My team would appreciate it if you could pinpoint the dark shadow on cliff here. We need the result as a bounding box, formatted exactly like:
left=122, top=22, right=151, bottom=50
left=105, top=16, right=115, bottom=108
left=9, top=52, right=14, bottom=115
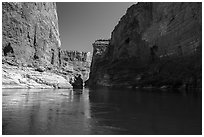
left=71, top=75, right=83, bottom=89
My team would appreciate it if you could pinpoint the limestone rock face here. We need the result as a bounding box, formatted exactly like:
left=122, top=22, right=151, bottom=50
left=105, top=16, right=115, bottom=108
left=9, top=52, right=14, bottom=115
left=2, top=64, right=72, bottom=89
left=60, top=50, right=92, bottom=62
left=2, top=2, right=61, bottom=67
left=2, top=2, right=73, bottom=89
left=87, top=39, right=110, bottom=87
left=88, top=2, right=202, bottom=88
left=60, top=50, right=92, bottom=82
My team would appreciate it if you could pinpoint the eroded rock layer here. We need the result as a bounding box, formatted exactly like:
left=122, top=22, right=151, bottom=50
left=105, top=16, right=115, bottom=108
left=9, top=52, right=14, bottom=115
left=2, top=64, right=72, bottom=89
left=2, top=2, right=61, bottom=67
left=60, top=50, right=92, bottom=82
left=88, top=2, right=202, bottom=89
left=2, top=2, right=91, bottom=89
left=87, top=39, right=110, bottom=86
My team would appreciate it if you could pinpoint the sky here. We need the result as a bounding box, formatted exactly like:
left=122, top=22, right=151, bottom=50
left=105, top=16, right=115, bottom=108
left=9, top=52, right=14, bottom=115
left=56, top=2, right=135, bottom=52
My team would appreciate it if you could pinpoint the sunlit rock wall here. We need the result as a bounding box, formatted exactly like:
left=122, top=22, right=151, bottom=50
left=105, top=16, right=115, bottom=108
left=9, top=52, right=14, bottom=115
left=2, top=2, right=61, bottom=67
left=60, top=50, right=92, bottom=81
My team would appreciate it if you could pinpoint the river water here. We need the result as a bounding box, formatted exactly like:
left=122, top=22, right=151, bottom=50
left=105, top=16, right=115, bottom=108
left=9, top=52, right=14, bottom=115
left=2, top=88, right=201, bottom=135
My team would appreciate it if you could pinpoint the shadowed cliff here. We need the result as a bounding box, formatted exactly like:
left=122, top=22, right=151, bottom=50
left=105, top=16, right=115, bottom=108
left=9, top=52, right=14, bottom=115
left=88, top=2, right=202, bottom=89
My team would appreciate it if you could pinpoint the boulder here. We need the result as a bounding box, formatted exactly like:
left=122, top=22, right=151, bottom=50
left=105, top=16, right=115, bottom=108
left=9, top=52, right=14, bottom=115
left=71, top=75, right=83, bottom=89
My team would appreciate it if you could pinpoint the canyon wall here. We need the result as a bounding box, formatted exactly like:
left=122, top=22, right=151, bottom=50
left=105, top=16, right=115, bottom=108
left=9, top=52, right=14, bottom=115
left=2, top=2, right=61, bottom=68
left=2, top=2, right=92, bottom=89
left=2, top=2, right=71, bottom=89
left=87, top=39, right=110, bottom=86
left=88, top=2, right=202, bottom=89
left=60, top=50, right=92, bottom=81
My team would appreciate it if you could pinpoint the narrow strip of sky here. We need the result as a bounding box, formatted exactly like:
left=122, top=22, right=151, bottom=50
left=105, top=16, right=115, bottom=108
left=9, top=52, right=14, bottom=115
left=57, top=2, right=135, bottom=52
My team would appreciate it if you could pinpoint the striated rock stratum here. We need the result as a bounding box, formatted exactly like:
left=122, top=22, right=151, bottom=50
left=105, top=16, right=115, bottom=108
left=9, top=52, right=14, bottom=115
left=2, top=64, right=72, bottom=89
left=60, top=50, right=92, bottom=82
left=2, top=2, right=92, bottom=89
left=88, top=2, right=202, bottom=89
left=86, top=39, right=110, bottom=86
left=2, top=2, right=61, bottom=67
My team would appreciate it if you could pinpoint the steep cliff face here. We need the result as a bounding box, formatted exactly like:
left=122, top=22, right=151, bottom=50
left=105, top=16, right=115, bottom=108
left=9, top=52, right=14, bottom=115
left=2, top=2, right=73, bottom=89
left=60, top=50, right=92, bottom=81
left=2, top=2, right=61, bottom=67
left=60, top=50, right=92, bottom=62
left=87, top=39, right=110, bottom=86
left=88, top=2, right=202, bottom=88
left=2, top=2, right=93, bottom=89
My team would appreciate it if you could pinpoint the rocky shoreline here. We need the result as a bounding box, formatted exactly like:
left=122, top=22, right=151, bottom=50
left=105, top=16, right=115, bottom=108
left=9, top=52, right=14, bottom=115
left=2, top=63, right=72, bottom=89
left=2, top=50, right=92, bottom=89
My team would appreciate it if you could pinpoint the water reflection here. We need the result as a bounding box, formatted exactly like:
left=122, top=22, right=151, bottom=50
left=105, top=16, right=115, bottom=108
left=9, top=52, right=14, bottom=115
left=88, top=88, right=201, bottom=135
left=2, top=88, right=201, bottom=135
left=3, top=89, right=91, bottom=135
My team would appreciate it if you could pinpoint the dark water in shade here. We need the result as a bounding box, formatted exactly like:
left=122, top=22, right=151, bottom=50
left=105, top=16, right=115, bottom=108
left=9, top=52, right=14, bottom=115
left=2, top=88, right=202, bottom=135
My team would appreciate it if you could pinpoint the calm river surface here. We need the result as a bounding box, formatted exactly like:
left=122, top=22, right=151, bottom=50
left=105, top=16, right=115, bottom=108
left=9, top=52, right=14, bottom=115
left=2, top=88, right=201, bottom=135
